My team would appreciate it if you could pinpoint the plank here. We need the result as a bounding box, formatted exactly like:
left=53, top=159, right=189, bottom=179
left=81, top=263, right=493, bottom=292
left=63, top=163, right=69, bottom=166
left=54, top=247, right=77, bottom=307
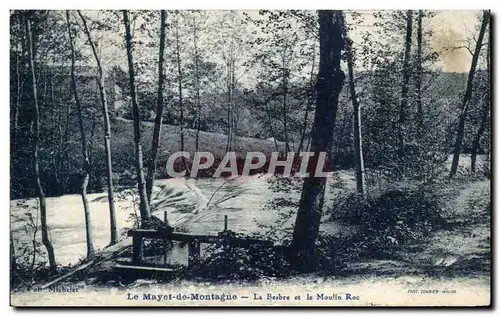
left=112, top=263, right=174, bottom=272
left=127, top=229, right=273, bottom=247
left=40, top=246, right=130, bottom=290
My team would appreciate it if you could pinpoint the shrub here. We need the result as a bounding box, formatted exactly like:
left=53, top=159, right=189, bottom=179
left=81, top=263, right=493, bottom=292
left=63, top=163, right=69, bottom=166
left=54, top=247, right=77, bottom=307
left=330, top=182, right=448, bottom=258
left=185, top=241, right=292, bottom=281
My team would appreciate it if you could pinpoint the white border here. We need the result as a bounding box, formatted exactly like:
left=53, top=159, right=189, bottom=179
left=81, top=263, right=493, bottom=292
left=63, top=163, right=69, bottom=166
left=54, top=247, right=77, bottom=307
left=1, top=0, right=497, bottom=315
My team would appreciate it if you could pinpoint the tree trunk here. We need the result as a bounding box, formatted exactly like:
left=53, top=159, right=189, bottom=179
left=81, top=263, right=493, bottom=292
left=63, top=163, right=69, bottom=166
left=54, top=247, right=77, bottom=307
left=263, top=100, right=279, bottom=152
left=297, top=43, right=316, bottom=153
left=282, top=49, right=290, bottom=153
left=225, top=61, right=234, bottom=152
left=399, top=10, right=413, bottom=159
left=26, top=15, right=57, bottom=273
left=10, top=231, right=17, bottom=283
left=123, top=10, right=152, bottom=222
left=345, top=23, right=366, bottom=197
left=146, top=10, right=167, bottom=203
left=449, top=10, right=489, bottom=178
left=193, top=22, right=202, bottom=152
left=290, top=10, right=344, bottom=270
left=416, top=10, right=424, bottom=137
left=471, top=25, right=490, bottom=173
left=66, top=11, right=94, bottom=259
left=13, top=53, right=21, bottom=141
left=174, top=23, right=185, bottom=153
left=78, top=11, right=118, bottom=244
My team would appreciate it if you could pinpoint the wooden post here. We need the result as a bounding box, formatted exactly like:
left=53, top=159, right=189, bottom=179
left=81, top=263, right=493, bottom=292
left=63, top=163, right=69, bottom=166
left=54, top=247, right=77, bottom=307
left=132, top=236, right=143, bottom=264
left=224, top=215, right=228, bottom=232
left=188, top=240, right=200, bottom=267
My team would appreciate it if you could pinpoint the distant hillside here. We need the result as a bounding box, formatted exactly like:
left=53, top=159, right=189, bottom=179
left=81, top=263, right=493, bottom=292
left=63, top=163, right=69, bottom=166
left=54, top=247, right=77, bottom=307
left=113, top=117, right=284, bottom=157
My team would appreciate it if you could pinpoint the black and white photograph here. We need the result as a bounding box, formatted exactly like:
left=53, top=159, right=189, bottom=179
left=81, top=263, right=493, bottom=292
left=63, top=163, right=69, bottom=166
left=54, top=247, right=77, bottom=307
left=8, top=8, right=491, bottom=307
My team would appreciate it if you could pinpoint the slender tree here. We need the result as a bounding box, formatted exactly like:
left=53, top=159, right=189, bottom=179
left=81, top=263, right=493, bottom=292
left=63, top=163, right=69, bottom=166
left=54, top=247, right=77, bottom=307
left=26, top=14, right=57, bottom=273
left=225, top=59, right=235, bottom=152
left=415, top=10, right=424, bottom=136
left=297, top=43, right=316, bottom=153
left=123, top=10, right=152, bottom=222
left=191, top=14, right=202, bottom=152
left=344, top=17, right=366, bottom=197
left=66, top=11, right=94, bottom=259
left=146, top=10, right=167, bottom=203
left=281, top=42, right=291, bottom=153
left=174, top=18, right=185, bottom=153
left=291, top=10, right=345, bottom=270
left=78, top=10, right=118, bottom=244
left=398, top=10, right=413, bottom=159
left=471, top=20, right=490, bottom=173
left=449, top=10, right=489, bottom=178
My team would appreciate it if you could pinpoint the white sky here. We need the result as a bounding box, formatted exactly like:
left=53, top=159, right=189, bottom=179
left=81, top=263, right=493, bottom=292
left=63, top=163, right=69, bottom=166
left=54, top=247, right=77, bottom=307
left=82, top=10, right=483, bottom=79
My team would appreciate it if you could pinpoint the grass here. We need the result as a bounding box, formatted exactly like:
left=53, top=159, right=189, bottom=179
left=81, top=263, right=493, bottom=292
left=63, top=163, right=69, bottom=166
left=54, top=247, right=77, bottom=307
left=114, top=117, right=283, bottom=158
left=72, top=118, right=288, bottom=190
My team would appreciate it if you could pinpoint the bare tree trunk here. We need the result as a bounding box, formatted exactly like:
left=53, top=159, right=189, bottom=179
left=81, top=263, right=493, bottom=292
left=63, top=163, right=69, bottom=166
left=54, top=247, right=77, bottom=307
left=282, top=48, right=290, bottom=153
left=174, top=23, right=185, bottom=153
left=26, top=15, right=57, bottom=273
left=10, top=231, right=17, bottom=283
left=225, top=61, right=234, bottom=152
left=13, top=53, right=21, bottom=141
left=193, top=22, right=202, bottom=152
left=123, top=10, right=151, bottom=223
left=449, top=10, right=489, bottom=178
left=30, top=213, right=38, bottom=280
left=399, top=10, right=413, bottom=159
left=78, top=10, right=118, bottom=244
left=291, top=10, right=344, bottom=270
left=263, top=100, right=279, bottom=152
left=471, top=26, right=490, bottom=173
left=146, top=10, right=167, bottom=203
left=297, top=43, right=316, bottom=153
left=344, top=22, right=366, bottom=197
left=66, top=11, right=94, bottom=259
left=415, top=10, right=424, bottom=137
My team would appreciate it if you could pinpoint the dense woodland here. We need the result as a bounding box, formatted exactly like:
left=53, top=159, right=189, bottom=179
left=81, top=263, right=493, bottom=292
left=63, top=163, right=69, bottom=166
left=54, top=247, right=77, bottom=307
left=10, top=10, right=491, bottom=279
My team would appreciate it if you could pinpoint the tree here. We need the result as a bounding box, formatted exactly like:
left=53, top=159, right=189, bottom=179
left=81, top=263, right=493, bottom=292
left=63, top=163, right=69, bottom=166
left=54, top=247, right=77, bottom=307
left=250, top=10, right=316, bottom=154
left=297, top=42, right=316, bottom=153
left=398, top=10, right=413, bottom=159
left=291, top=10, right=345, bottom=269
left=65, top=11, right=94, bottom=259
left=415, top=10, right=424, bottom=136
left=146, top=10, right=167, bottom=203
left=449, top=10, right=489, bottom=178
left=173, top=14, right=185, bottom=153
left=123, top=10, right=152, bottom=222
left=215, top=11, right=248, bottom=152
left=25, top=13, right=57, bottom=273
left=470, top=20, right=490, bottom=174
left=189, top=12, right=203, bottom=152
left=78, top=10, right=118, bottom=244
left=343, top=14, right=366, bottom=196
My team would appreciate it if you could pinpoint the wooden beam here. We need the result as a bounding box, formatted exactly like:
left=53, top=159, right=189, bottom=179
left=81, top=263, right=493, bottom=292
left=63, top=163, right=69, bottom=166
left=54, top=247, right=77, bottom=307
left=132, top=236, right=143, bottom=264
left=127, top=229, right=273, bottom=247
left=113, top=263, right=174, bottom=272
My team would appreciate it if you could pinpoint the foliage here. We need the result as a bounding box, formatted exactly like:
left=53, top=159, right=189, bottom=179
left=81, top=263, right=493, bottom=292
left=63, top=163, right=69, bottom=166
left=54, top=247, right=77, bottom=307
left=10, top=204, right=52, bottom=288
left=330, top=181, right=448, bottom=258
left=186, top=234, right=293, bottom=281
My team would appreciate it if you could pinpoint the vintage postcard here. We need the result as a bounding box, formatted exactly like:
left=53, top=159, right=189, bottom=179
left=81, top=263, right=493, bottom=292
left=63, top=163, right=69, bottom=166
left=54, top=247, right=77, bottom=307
left=10, top=9, right=491, bottom=307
